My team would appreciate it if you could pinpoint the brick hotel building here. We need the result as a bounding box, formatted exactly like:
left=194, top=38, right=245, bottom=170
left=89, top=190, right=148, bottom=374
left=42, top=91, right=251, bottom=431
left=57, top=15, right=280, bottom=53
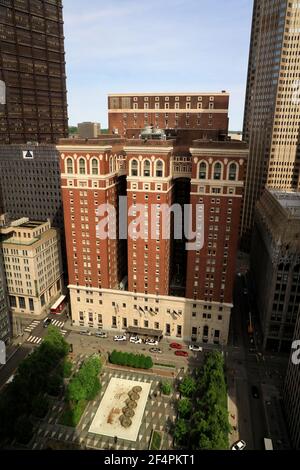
left=59, top=97, right=247, bottom=345
left=108, top=92, right=229, bottom=136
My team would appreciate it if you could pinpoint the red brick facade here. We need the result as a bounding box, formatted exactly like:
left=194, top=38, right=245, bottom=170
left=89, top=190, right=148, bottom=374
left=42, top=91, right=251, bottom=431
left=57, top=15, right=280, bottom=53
left=59, top=137, right=247, bottom=312
left=108, top=93, right=229, bottom=136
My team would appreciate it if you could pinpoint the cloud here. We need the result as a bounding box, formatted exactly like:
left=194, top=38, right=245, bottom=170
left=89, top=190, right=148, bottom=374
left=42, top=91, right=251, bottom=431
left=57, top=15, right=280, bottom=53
left=63, top=0, right=252, bottom=129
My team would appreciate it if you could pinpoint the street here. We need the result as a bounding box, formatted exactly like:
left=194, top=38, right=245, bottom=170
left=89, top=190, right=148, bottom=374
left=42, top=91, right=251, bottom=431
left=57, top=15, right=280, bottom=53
left=227, top=274, right=290, bottom=450
left=0, top=283, right=292, bottom=450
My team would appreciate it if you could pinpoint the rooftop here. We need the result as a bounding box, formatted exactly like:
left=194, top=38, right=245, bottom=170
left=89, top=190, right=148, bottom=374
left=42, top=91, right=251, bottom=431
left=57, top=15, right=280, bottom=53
left=108, top=91, right=229, bottom=97
left=270, top=190, right=300, bottom=218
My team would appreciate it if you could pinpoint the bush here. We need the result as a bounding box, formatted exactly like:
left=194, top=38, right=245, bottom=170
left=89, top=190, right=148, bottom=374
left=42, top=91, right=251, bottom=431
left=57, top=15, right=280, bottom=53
left=161, top=381, right=172, bottom=396
left=109, top=351, right=153, bottom=369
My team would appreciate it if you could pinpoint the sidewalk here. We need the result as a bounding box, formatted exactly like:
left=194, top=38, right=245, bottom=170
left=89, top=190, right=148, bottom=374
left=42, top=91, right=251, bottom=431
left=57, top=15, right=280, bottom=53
left=227, top=373, right=239, bottom=447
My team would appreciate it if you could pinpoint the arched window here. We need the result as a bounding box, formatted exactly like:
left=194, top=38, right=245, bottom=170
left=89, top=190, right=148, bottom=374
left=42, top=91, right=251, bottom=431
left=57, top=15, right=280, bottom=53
left=91, top=158, right=99, bottom=175
left=228, top=162, right=238, bottom=181
left=109, top=156, right=114, bottom=173
left=66, top=158, right=73, bottom=174
left=144, top=159, right=151, bottom=177
left=199, top=162, right=207, bottom=179
left=79, top=158, right=86, bottom=175
left=156, top=160, right=163, bottom=177
left=131, top=159, right=138, bottom=177
left=213, top=162, right=222, bottom=180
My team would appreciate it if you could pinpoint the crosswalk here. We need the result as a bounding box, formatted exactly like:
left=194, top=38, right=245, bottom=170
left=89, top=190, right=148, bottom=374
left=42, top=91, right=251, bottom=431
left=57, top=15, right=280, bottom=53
left=51, top=319, right=65, bottom=329
left=27, top=329, right=68, bottom=345
left=24, top=320, right=40, bottom=333
left=27, top=336, right=43, bottom=345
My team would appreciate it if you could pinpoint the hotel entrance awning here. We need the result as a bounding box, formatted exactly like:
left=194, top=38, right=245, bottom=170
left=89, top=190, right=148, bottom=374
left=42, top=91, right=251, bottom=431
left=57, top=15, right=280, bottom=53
left=127, top=326, right=163, bottom=339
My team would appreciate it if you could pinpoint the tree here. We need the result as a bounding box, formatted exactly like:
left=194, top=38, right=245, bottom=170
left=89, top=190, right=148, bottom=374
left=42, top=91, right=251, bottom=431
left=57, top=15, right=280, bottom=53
left=32, top=394, right=49, bottom=419
left=14, top=415, right=33, bottom=445
left=174, top=419, right=188, bottom=446
left=179, top=376, right=196, bottom=398
left=47, top=373, right=63, bottom=397
left=67, top=377, right=86, bottom=403
left=178, top=398, right=192, bottom=419
left=63, top=360, right=73, bottom=379
left=43, top=325, right=69, bottom=359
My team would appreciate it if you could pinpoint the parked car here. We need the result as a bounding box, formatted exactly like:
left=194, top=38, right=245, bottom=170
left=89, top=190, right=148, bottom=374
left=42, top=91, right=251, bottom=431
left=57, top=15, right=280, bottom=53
left=149, top=348, right=162, bottom=354
left=189, top=344, right=203, bottom=352
left=130, top=336, right=142, bottom=344
left=95, top=331, right=108, bottom=338
left=175, top=350, right=188, bottom=357
left=80, top=329, right=92, bottom=336
left=145, top=338, right=159, bottom=346
left=251, top=385, right=260, bottom=399
left=114, top=335, right=127, bottom=342
left=43, top=318, right=52, bottom=328
left=231, top=440, right=246, bottom=450
left=170, top=343, right=183, bottom=350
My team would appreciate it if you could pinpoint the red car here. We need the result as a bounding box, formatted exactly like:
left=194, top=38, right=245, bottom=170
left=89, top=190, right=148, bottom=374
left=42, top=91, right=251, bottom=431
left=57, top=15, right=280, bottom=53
left=170, top=343, right=183, bottom=350
left=175, top=350, right=188, bottom=357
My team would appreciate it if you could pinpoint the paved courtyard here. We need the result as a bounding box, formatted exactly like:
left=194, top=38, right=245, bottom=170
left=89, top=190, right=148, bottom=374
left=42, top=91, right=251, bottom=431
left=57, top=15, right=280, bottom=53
left=89, top=377, right=151, bottom=441
left=32, top=354, right=180, bottom=450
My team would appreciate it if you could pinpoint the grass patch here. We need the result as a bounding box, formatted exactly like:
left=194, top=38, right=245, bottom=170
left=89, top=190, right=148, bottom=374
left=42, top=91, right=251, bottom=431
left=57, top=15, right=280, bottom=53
left=59, top=400, right=87, bottom=427
left=154, top=363, right=176, bottom=369
left=150, top=430, right=162, bottom=450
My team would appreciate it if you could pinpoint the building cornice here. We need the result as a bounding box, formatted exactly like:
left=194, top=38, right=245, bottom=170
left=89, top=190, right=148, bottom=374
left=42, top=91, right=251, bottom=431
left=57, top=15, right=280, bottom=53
left=108, top=92, right=229, bottom=97
left=124, top=146, right=174, bottom=154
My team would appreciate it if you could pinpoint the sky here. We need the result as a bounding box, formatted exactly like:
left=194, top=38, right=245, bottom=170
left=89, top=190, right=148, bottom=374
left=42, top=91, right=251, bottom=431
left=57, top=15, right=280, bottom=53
left=63, top=0, right=253, bottom=130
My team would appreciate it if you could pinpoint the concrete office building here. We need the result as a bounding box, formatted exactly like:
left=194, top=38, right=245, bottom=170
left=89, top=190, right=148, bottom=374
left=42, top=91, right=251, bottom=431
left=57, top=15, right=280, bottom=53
left=108, top=92, right=229, bottom=136
left=0, top=218, right=64, bottom=318
left=78, top=122, right=101, bottom=139
left=0, top=144, right=64, bottom=229
left=0, top=0, right=68, bottom=144
left=251, top=189, right=300, bottom=352
left=242, top=0, right=300, bottom=247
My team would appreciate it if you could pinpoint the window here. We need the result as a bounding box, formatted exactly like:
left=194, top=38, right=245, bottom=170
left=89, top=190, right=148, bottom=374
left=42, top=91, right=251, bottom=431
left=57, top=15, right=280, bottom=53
left=112, top=316, right=117, bottom=327
left=40, top=294, right=45, bottom=307
left=91, top=158, right=99, bottom=175
left=156, top=160, right=163, bottom=177
left=228, top=162, right=238, bottom=181
left=199, top=162, right=207, bottom=179
left=213, top=162, right=222, bottom=180
left=79, top=158, right=86, bottom=175
left=29, top=298, right=34, bottom=311
left=131, top=159, right=138, bottom=177
left=9, top=296, right=16, bottom=308
left=177, top=325, right=182, bottom=337
left=66, top=158, right=73, bottom=174
left=144, top=159, right=151, bottom=177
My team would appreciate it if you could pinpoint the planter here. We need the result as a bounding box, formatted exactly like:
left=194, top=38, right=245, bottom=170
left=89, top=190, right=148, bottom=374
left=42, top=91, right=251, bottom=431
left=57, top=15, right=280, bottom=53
left=149, top=430, right=163, bottom=451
